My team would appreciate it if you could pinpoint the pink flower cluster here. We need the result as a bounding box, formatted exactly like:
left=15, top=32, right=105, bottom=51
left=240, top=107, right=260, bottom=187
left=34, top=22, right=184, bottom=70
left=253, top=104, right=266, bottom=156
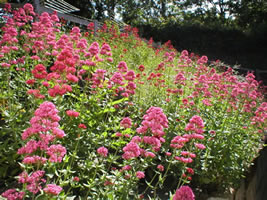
left=164, top=51, right=176, bottom=63
left=97, top=146, right=108, bottom=157
left=122, top=142, right=141, bottom=160
left=251, top=102, right=267, bottom=129
left=100, top=43, right=112, bottom=56
left=91, top=69, right=107, bottom=88
left=174, top=72, right=186, bottom=85
left=108, top=61, right=137, bottom=97
left=157, top=164, right=164, bottom=172
left=0, top=4, right=34, bottom=47
left=31, top=64, right=47, bottom=79
left=177, top=50, right=192, bottom=66
left=120, top=117, right=132, bottom=129
left=46, top=144, right=67, bottom=162
left=137, top=106, right=168, bottom=137
left=122, top=107, right=168, bottom=161
left=197, top=55, right=208, bottom=65
left=18, top=103, right=64, bottom=178
left=118, top=61, right=128, bottom=72
left=22, top=155, right=47, bottom=165
left=18, top=102, right=66, bottom=164
left=43, top=184, right=62, bottom=195
left=88, top=41, right=99, bottom=56
left=173, top=185, right=195, bottom=200
left=185, top=115, right=204, bottom=134
left=1, top=189, right=25, bottom=200
left=136, top=171, right=145, bottom=179
left=47, top=47, right=78, bottom=97
left=174, top=151, right=196, bottom=164
left=110, top=72, right=125, bottom=85
left=1, top=102, right=66, bottom=198
left=171, top=115, right=205, bottom=167
left=27, top=89, right=45, bottom=99
left=26, top=22, right=101, bottom=98
left=170, top=136, right=189, bottom=149
left=143, top=136, right=162, bottom=152
left=2, top=7, right=66, bottom=98
left=66, top=110, right=80, bottom=118
left=18, top=170, right=46, bottom=194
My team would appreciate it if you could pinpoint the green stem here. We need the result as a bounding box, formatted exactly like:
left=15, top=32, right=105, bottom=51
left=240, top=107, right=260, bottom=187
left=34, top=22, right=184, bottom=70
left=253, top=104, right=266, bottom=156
left=85, top=157, right=100, bottom=198
left=143, top=157, right=173, bottom=198
left=142, top=172, right=157, bottom=195
left=219, top=100, right=230, bottom=133
left=176, top=164, right=187, bottom=190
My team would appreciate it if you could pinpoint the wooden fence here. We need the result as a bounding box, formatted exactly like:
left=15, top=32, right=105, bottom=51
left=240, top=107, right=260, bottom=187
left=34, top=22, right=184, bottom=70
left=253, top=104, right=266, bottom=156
left=33, top=0, right=126, bottom=35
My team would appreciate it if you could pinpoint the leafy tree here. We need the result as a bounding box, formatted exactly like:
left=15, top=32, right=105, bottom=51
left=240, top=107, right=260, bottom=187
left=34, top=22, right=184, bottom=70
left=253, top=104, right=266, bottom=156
left=4, top=0, right=266, bottom=30
left=234, top=0, right=267, bottom=29
left=64, top=0, right=95, bottom=19
left=173, top=0, right=239, bottom=25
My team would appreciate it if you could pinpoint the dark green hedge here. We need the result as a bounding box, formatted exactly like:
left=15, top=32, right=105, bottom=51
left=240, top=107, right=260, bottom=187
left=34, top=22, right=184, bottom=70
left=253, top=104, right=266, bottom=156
left=138, top=23, right=267, bottom=72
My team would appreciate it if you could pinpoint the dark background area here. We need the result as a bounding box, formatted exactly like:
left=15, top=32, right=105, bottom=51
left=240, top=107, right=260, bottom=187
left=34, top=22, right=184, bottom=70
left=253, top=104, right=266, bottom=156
left=139, top=22, right=267, bottom=71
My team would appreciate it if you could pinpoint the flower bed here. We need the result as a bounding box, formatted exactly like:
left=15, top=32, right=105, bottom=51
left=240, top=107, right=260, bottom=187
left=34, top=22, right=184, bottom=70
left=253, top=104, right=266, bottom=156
left=0, top=3, right=266, bottom=200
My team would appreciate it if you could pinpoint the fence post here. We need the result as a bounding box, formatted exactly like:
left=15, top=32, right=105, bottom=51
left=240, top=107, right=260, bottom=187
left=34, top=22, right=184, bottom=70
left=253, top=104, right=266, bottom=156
left=255, top=69, right=260, bottom=81
left=33, top=0, right=40, bottom=15
left=94, top=20, right=98, bottom=36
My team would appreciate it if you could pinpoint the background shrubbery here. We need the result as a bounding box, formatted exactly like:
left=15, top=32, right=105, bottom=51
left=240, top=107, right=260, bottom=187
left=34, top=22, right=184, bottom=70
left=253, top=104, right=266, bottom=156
left=138, top=22, right=267, bottom=72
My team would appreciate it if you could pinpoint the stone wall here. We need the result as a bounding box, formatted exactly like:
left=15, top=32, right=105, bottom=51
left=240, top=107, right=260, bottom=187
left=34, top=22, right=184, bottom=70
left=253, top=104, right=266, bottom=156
left=234, top=146, right=267, bottom=200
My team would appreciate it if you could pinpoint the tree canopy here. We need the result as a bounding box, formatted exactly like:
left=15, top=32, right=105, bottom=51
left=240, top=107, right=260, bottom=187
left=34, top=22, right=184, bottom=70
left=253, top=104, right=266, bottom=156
left=62, top=0, right=267, bottom=30
left=3, top=0, right=267, bottom=30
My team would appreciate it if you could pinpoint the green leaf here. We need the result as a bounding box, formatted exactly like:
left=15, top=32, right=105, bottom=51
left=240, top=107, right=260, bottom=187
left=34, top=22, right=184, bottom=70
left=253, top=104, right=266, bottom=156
left=35, top=193, right=47, bottom=200
left=82, top=65, right=90, bottom=70
left=46, top=173, right=54, bottom=179
left=110, top=97, right=128, bottom=106
left=66, top=196, right=76, bottom=200
left=107, top=193, right=114, bottom=200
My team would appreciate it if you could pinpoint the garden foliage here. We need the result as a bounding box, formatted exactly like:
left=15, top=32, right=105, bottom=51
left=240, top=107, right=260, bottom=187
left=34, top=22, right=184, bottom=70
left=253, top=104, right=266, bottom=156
left=0, top=3, right=266, bottom=200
